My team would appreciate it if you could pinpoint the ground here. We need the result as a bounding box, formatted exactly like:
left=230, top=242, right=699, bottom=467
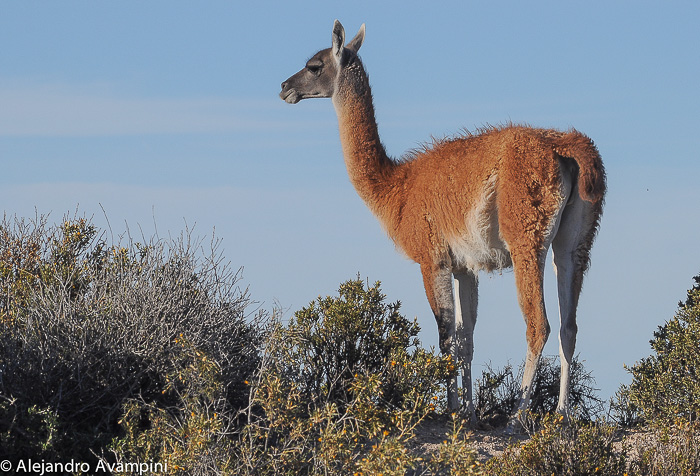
left=412, top=415, right=651, bottom=463
left=412, top=415, right=529, bottom=461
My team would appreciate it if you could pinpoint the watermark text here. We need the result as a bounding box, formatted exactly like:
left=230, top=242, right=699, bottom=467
left=1, top=458, right=168, bottom=475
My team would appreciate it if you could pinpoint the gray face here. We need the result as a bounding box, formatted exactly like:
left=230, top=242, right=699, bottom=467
left=279, top=48, right=339, bottom=104
left=280, top=21, right=365, bottom=105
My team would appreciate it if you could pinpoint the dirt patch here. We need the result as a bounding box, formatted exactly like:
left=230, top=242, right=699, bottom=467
left=411, top=415, right=530, bottom=462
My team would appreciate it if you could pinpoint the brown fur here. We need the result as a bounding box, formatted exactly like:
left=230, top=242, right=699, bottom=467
left=335, top=80, right=606, bottom=360
left=336, top=92, right=604, bottom=270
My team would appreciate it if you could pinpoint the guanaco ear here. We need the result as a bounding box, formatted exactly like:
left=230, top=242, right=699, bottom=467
left=346, top=24, right=365, bottom=53
left=332, top=20, right=345, bottom=64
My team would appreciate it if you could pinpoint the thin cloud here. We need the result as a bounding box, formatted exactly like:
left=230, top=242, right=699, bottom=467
left=0, top=81, right=286, bottom=137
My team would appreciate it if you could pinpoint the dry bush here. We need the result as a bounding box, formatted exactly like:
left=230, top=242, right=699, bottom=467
left=474, top=355, right=605, bottom=427
left=626, top=422, right=700, bottom=476
left=485, top=413, right=626, bottom=476
left=230, top=278, right=481, bottom=476
left=0, top=214, right=263, bottom=467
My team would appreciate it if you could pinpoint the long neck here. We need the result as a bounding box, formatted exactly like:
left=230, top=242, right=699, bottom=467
left=332, top=61, right=398, bottom=217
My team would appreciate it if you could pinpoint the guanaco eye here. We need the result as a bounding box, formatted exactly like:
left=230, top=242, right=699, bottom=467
left=306, top=60, right=323, bottom=74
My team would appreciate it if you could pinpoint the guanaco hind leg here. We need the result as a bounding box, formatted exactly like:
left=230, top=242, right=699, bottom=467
left=552, top=187, right=600, bottom=419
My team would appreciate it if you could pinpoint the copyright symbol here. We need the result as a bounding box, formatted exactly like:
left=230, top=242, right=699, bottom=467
left=0, top=460, right=12, bottom=471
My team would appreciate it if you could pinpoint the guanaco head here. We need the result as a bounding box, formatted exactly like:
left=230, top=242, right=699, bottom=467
left=280, top=20, right=365, bottom=104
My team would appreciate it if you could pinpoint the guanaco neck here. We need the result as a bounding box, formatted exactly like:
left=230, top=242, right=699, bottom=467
left=332, top=56, right=400, bottom=220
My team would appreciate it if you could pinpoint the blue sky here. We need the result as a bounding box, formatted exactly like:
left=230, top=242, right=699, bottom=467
left=1, top=1, right=699, bottom=402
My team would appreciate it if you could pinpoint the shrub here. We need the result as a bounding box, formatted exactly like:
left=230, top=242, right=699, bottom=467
left=271, top=277, right=451, bottom=411
left=106, top=337, right=238, bottom=475
left=607, top=385, right=642, bottom=428
left=625, top=273, right=700, bottom=427
left=474, top=355, right=604, bottom=427
left=424, top=417, right=484, bottom=475
left=231, top=277, right=466, bottom=476
left=0, top=215, right=263, bottom=466
left=626, top=422, right=700, bottom=476
left=485, top=413, right=626, bottom=476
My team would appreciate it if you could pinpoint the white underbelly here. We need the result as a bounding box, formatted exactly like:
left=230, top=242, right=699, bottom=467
left=447, top=228, right=511, bottom=273
left=446, top=175, right=512, bottom=273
